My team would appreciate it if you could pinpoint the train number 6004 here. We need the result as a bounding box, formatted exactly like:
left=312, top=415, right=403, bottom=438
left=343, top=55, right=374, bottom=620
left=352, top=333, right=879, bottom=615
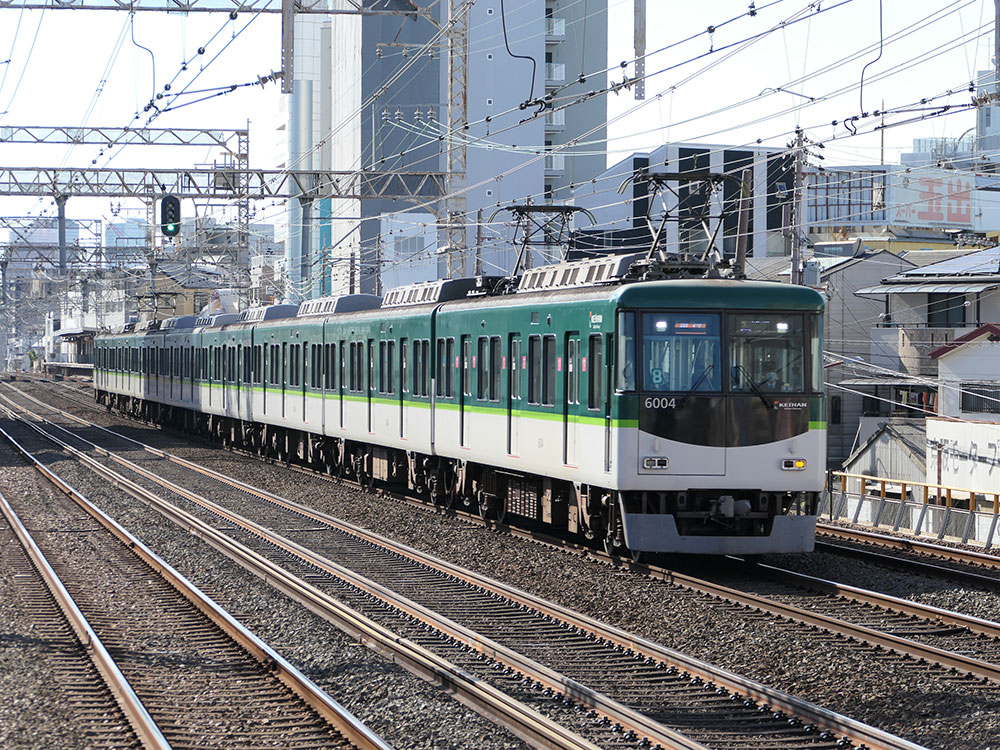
left=644, top=397, right=677, bottom=409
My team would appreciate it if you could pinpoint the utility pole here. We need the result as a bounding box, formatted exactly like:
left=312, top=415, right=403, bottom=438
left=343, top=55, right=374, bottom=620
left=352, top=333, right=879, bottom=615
left=790, top=129, right=804, bottom=285
left=55, top=194, right=68, bottom=277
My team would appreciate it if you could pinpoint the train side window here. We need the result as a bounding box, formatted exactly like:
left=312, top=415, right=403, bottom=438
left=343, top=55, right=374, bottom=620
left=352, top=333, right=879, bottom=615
left=378, top=341, right=386, bottom=393
left=387, top=340, right=395, bottom=394
left=422, top=340, right=430, bottom=396
left=399, top=339, right=408, bottom=394
left=528, top=335, right=541, bottom=404
left=254, top=346, right=262, bottom=384
left=476, top=337, right=487, bottom=400
left=490, top=336, right=501, bottom=401
left=567, top=339, right=578, bottom=405
left=510, top=337, right=521, bottom=401
left=445, top=338, right=455, bottom=397
left=588, top=335, right=603, bottom=410
left=412, top=340, right=422, bottom=395
left=435, top=338, right=446, bottom=397
left=543, top=334, right=556, bottom=406
left=616, top=311, right=636, bottom=391
left=367, top=340, right=375, bottom=393
left=229, top=346, right=236, bottom=382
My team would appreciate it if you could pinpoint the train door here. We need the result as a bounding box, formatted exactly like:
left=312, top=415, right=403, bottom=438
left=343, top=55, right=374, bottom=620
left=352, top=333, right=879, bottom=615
left=507, top=335, right=521, bottom=456
left=563, top=332, right=581, bottom=466
left=460, top=335, right=471, bottom=447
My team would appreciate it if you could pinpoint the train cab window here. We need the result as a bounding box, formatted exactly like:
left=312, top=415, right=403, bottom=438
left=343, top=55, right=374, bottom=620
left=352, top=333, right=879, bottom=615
left=528, top=335, right=541, bottom=404
left=728, top=313, right=806, bottom=393
left=588, top=335, right=603, bottom=409
left=543, top=335, right=556, bottom=406
left=641, top=313, right=721, bottom=393
left=810, top=314, right=823, bottom=393
left=616, top=311, right=636, bottom=391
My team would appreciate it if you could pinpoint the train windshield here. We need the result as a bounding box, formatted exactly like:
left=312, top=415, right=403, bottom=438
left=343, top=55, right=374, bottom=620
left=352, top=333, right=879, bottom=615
left=641, top=313, right=721, bottom=392
left=728, top=314, right=807, bottom=393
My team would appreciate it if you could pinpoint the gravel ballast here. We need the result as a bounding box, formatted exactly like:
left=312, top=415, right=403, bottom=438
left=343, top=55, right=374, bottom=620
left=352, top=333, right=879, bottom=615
left=0, top=423, right=529, bottom=750
left=13, top=381, right=1000, bottom=749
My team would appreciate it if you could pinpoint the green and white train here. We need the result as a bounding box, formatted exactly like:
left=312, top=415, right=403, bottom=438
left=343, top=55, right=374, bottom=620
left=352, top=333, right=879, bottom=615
left=94, top=252, right=826, bottom=556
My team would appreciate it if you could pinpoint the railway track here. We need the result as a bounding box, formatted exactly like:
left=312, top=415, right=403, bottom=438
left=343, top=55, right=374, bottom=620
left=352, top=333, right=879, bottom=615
left=0, top=492, right=146, bottom=750
left=0, top=422, right=391, bottom=750
left=0, top=383, right=936, bottom=750
left=15, top=381, right=1000, bottom=682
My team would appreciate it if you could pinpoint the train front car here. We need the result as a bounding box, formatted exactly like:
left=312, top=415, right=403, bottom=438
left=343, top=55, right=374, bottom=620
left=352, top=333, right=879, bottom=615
left=614, top=280, right=826, bottom=556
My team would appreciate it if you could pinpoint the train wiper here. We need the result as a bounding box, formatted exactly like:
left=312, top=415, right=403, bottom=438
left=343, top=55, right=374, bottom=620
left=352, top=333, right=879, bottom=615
left=677, top=364, right=713, bottom=407
left=732, top=365, right=774, bottom=410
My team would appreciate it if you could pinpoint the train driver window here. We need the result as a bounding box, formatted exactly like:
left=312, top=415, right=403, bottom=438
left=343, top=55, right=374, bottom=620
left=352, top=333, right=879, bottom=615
left=641, top=313, right=721, bottom=393
left=728, top=314, right=806, bottom=393
left=616, top=311, right=636, bottom=391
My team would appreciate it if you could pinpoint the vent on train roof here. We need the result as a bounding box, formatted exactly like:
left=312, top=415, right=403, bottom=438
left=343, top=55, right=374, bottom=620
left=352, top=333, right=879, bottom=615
left=516, top=253, right=645, bottom=293
left=160, top=315, right=197, bottom=330
left=297, top=294, right=382, bottom=317
left=195, top=313, right=240, bottom=327
left=237, top=303, right=300, bottom=323
left=382, top=276, right=501, bottom=307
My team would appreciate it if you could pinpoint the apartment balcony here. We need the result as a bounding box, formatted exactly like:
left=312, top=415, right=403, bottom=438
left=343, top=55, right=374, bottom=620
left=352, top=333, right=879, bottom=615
left=545, top=62, right=566, bottom=87
left=545, top=17, right=566, bottom=42
left=544, top=108, right=565, bottom=131
left=544, top=151, right=565, bottom=174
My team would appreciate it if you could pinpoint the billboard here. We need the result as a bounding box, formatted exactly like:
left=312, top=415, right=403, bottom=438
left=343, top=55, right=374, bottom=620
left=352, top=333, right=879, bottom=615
left=889, top=168, right=973, bottom=229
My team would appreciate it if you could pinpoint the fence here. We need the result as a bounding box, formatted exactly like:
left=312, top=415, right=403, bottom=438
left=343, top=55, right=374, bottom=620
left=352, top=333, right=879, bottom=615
left=820, top=471, right=1000, bottom=549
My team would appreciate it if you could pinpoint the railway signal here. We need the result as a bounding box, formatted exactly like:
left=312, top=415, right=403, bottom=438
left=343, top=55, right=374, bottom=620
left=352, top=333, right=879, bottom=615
left=161, top=194, right=181, bottom=237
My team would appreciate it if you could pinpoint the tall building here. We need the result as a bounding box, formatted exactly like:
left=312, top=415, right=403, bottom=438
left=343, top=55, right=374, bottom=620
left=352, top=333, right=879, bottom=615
left=281, top=0, right=607, bottom=300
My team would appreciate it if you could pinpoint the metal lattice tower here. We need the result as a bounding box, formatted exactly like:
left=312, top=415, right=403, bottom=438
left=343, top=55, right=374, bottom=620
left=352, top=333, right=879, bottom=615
left=444, top=0, right=470, bottom=278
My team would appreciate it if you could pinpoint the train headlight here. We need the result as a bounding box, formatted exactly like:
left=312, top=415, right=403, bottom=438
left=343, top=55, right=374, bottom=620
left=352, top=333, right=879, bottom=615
left=643, top=456, right=670, bottom=470
left=781, top=458, right=807, bottom=471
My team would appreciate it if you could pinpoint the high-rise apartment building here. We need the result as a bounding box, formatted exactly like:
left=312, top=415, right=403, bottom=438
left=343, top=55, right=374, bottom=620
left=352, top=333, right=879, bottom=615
left=281, top=0, right=607, bottom=300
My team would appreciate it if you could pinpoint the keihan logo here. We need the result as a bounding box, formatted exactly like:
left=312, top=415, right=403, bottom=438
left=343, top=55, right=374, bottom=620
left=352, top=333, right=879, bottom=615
left=589, top=312, right=603, bottom=327
left=776, top=401, right=807, bottom=409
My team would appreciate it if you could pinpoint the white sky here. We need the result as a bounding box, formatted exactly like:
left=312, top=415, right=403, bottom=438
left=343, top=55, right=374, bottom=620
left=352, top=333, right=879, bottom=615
left=0, top=0, right=994, bottom=225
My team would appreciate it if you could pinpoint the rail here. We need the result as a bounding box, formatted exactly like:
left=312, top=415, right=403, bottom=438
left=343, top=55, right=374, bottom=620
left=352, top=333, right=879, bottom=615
left=0, top=389, right=935, bottom=750
left=0, top=436, right=170, bottom=750
left=0, top=417, right=392, bottom=750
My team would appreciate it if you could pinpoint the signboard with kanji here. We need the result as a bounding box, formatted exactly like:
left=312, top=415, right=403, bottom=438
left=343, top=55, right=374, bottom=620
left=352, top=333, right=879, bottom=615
left=889, top=168, right=974, bottom=229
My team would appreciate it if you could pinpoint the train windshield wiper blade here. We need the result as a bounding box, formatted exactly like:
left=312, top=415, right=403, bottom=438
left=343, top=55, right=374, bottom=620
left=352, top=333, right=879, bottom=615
left=734, top=365, right=773, bottom=410
left=677, top=364, right=713, bottom=407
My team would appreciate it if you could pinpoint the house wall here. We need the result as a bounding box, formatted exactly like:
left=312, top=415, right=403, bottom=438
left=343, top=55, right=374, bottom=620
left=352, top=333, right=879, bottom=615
left=937, top=340, right=1000, bottom=418
left=825, top=251, right=912, bottom=463
left=843, top=427, right=925, bottom=483
left=926, top=417, right=1000, bottom=493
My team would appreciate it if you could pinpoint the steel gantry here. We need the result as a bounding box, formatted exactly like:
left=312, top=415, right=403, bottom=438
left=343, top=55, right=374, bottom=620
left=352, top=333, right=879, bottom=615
left=0, top=166, right=447, bottom=201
